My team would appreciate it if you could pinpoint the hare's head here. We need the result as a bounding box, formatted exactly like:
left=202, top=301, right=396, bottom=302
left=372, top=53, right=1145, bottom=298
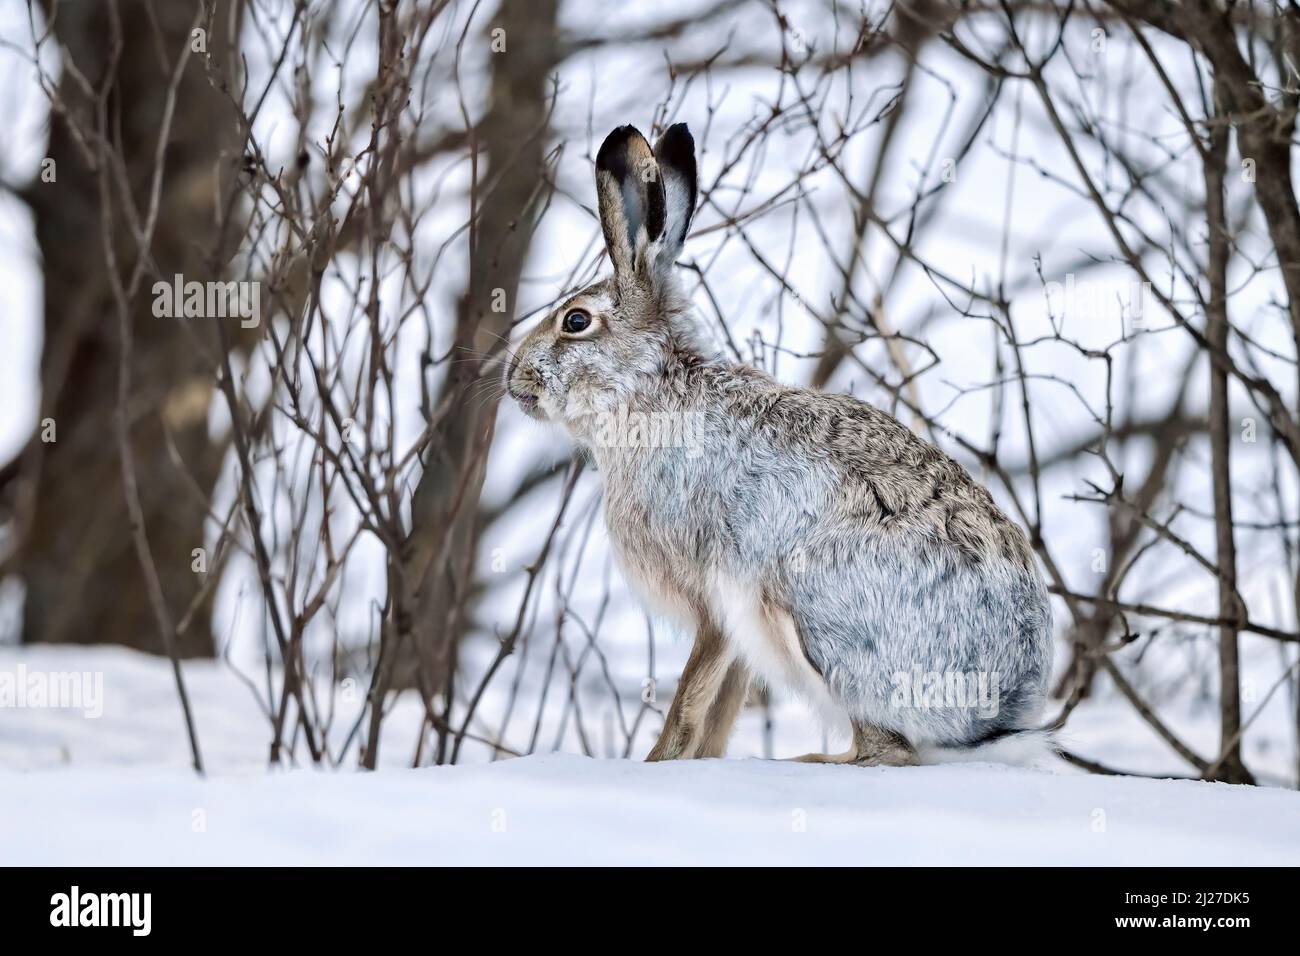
left=507, top=124, right=698, bottom=426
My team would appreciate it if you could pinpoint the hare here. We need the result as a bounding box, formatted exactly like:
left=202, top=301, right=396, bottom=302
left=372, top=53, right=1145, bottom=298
left=506, top=124, right=1053, bottom=766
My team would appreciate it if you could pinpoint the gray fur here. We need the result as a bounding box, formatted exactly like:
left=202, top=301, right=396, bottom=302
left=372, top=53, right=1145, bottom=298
left=507, top=125, right=1052, bottom=754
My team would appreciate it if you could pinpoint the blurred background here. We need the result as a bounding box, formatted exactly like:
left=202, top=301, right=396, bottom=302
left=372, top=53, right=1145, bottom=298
left=0, top=0, right=1297, bottom=787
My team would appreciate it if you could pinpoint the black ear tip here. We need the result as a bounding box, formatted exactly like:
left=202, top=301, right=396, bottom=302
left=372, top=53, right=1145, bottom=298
left=665, top=122, right=693, bottom=143
left=596, top=125, right=646, bottom=173
left=655, top=123, right=696, bottom=167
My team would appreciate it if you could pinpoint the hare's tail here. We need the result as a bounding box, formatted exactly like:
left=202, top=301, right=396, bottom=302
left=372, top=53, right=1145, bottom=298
left=916, top=728, right=1060, bottom=769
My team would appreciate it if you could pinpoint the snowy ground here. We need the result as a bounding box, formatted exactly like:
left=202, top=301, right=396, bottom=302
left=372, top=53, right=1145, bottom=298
left=6, top=751, right=1300, bottom=866
left=2, top=646, right=1299, bottom=865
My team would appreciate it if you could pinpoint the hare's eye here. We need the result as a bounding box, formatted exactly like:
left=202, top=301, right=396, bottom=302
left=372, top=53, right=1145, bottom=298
left=561, top=310, right=591, bottom=335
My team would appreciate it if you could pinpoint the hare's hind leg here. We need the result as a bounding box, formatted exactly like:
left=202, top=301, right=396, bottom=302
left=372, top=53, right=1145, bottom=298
left=647, top=617, right=737, bottom=761
left=792, top=721, right=918, bottom=768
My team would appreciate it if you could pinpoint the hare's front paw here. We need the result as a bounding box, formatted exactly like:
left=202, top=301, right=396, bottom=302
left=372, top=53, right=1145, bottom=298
left=646, top=739, right=683, bottom=762
left=646, top=725, right=689, bottom=761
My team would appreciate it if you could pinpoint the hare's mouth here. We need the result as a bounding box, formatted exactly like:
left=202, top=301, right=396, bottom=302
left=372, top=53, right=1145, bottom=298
left=509, top=388, right=544, bottom=419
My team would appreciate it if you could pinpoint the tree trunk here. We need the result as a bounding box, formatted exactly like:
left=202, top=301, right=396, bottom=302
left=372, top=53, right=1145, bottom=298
left=12, top=1, right=239, bottom=658
left=1203, top=85, right=1253, bottom=785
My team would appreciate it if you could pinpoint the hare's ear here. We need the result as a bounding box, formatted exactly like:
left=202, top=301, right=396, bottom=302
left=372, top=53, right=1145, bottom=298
left=652, top=123, right=697, bottom=272
left=596, top=125, right=666, bottom=284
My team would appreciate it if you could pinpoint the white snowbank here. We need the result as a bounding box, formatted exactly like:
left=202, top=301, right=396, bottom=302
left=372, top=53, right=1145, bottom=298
left=2, top=752, right=1297, bottom=865
left=2, top=645, right=1298, bottom=865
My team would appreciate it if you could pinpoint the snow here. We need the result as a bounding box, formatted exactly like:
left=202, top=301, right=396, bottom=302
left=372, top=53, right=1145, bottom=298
left=2, top=646, right=1298, bottom=865
left=1, top=2, right=1298, bottom=868
left=4, top=751, right=1298, bottom=866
